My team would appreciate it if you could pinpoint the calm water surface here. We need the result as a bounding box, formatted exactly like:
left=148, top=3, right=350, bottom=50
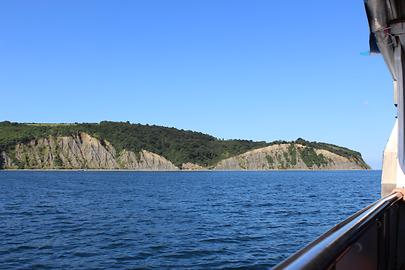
left=0, top=171, right=380, bottom=269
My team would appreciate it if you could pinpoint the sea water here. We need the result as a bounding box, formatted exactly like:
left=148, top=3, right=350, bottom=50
left=0, top=170, right=380, bottom=269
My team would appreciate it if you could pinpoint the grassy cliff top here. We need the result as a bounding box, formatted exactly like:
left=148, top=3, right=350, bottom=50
left=0, top=121, right=368, bottom=168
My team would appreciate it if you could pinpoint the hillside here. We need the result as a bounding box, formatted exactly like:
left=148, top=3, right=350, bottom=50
left=0, top=121, right=370, bottom=170
left=215, top=143, right=369, bottom=170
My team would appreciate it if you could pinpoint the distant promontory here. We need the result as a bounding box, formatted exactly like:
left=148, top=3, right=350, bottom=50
left=0, top=121, right=370, bottom=170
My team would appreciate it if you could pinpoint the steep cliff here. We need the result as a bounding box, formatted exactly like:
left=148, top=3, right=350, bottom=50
left=214, top=143, right=369, bottom=170
left=0, top=133, right=178, bottom=170
left=0, top=121, right=268, bottom=167
left=0, top=121, right=370, bottom=170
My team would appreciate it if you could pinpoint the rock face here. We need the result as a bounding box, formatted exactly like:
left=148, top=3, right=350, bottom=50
left=214, top=143, right=369, bottom=170
left=118, top=149, right=178, bottom=170
left=1, top=151, right=17, bottom=169
left=0, top=135, right=369, bottom=170
left=1, top=133, right=178, bottom=170
left=181, top=162, right=205, bottom=170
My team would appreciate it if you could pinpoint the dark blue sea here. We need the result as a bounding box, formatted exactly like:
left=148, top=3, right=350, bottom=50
left=0, top=171, right=380, bottom=269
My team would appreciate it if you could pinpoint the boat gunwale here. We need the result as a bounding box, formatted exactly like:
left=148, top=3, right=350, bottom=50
left=273, top=192, right=402, bottom=270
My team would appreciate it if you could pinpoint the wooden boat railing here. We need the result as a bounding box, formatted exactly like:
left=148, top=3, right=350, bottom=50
left=273, top=192, right=404, bottom=270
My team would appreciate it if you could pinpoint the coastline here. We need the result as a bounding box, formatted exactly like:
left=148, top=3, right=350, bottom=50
left=0, top=168, right=373, bottom=172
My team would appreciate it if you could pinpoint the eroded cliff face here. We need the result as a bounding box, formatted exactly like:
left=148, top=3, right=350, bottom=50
left=1, top=151, right=17, bottom=169
left=0, top=136, right=369, bottom=170
left=181, top=162, right=205, bottom=170
left=118, top=149, right=178, bottom=170
left=1, top=133, right=178, bottom=170
left=214, top=144, right=369, bottom=170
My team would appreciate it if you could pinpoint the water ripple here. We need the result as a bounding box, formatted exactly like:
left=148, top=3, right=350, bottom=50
left=0, top=170, right=380, bottom=269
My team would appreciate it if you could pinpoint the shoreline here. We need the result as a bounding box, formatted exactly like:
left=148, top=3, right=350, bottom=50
left=0, top=168, right=374, bottom=172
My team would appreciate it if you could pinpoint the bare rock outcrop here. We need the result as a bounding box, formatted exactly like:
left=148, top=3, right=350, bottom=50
left=214, top=143, right=368, bottom=170
left=3, top=133, right=178, bottom=170
left=181, top=162, right=205, bottom=170
left=118, top=149, right=178, bottom=170
left=0, top=135, right=368, bottom=171
left=0, top=151, right=17, bottom=169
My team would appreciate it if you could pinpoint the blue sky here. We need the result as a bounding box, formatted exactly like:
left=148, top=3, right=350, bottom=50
left=0, top=1, right=395, bottom=168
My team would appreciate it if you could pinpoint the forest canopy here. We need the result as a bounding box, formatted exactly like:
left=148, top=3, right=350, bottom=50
left=0, top=121, right=365, bottom=167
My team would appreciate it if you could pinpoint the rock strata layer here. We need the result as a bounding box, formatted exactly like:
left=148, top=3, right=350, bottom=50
left=1, top=133, right=178, bottom=170
left=214, top=143, right=369, bottom=170
left=0, top=134, right=369, bottom=170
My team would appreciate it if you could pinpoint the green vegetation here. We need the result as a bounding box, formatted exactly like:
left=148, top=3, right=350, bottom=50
left=298, top=147, right=329, bottom=168
left=265, top=155, right=274, bottom=165
left=54, top=154, right=63, bottom=168
left=269, top=138, right=369, bottom=169
left=287, top=144, right=297, bottom=166
left=0, top=121, right=268, bottom=167
left=282, top=151, right=290, bottom=166
left=294, top=138, right=362, bottom=163
left=0, top=121, right=370, bottom=169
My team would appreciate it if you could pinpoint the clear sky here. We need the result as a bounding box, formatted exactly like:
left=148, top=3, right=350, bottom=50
left=0, top=1, right=395, bottom=169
